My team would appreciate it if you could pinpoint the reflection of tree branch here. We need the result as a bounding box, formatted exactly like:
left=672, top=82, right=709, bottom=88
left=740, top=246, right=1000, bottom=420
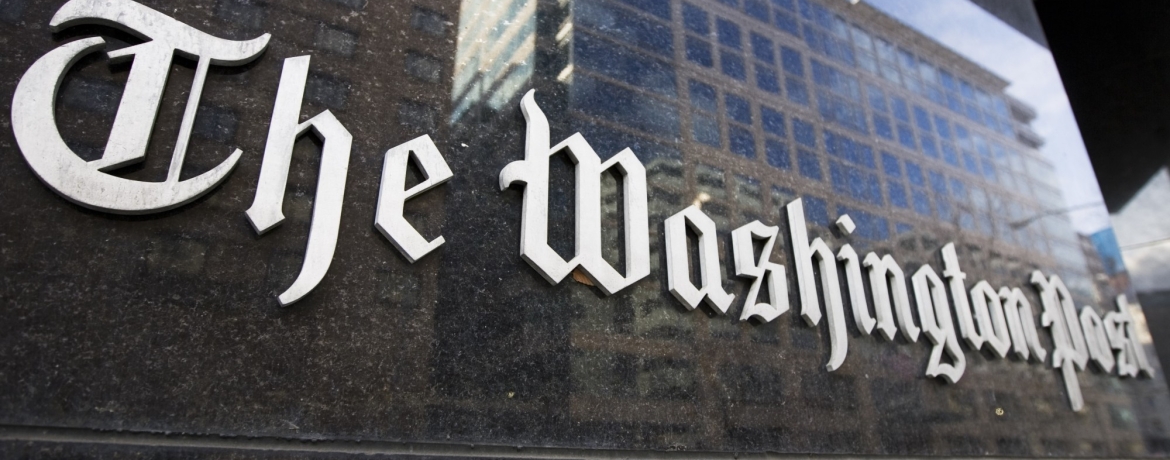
left=1008, top=202, right=1103, bottom=230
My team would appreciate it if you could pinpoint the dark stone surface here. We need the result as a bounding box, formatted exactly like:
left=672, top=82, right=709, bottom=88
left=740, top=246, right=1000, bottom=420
left=1, top=0, right=1169, bottom=457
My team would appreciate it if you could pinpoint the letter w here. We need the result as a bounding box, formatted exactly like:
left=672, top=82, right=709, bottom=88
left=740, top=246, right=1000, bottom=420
left=499, top=90, right=649, bottom=295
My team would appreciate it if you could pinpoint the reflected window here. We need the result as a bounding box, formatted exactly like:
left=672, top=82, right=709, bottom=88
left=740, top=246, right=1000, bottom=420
left=683, top=3, right=709, bottom=35
left=774, top=7, right=799, bottom=37
left=761, top=106, right=786, bottom=137
left=751, top=32, right=775, bottom=63
left=803, top=195, right=830, bottom=226
left=726, top=93, right=752, bottom=124
left=786, top=77, right=809, bottom=106
left=730, top=126, right=756, bottom=158
left=692, top=114, right=721, bottom=147
left=620, top=0, right=671, bottom=20
left=781, top=46, right=804, bottom=76
left=686, top=37, right=713, bottom=67
left=689, top=80, right=717, bottom=112
left=798, top=149, right=822, bottom=181
left=766, top=139, right=790, bottom=169
left=744, top=0, right=770, bottom=23
left=721, top=51, right=747, bottom=80
left=717, top=18, right=742, bottom=49
left=888, top=181, right=909, bottom=209
left=873, top=115, right=893, bottom=140
left=793, top=118, right=816, bottom=147
left=881, top=152, right=901, bottom=178
left=756, top=67, right=781, bottom=93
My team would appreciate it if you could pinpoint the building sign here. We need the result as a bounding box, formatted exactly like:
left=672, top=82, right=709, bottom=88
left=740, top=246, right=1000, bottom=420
left=5, top=0, right=1159, bottom=426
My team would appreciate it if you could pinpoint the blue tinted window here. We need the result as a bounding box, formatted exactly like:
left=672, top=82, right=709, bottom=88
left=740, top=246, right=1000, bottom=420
left=756, top=66, right=781, bottom=93
left=683, top=3, right=709, bottom=35
left=896, top=222, right=913, bottom=234
left=685, top=37, right=713, bottom=67
left=766, top=139, right=790, bottom=169
left=793, top=118, right=816, bottom=147
left=824, top=130, right=875, bottom=168
left=946, top=92, right=964, bottom=113
left=751, top=33, right=775, bottom=63
left=920, top=135, right=938, bottom=158
left=803, top=194, right=830, bottom=226
left=726, top=93, right=751, bottom=124
left=572, top=74, right=680, bottom=137
left=928, top=171, right=947, bottom=195
left=888, top=181, right=908, bottom=208
left=949, top=177, right=967, bottom=199
left=578, top=1, right=673, bottom=56
left=867, top=85, right=887, bottom=112
left=905, top=161, right=924, bottom=186
left=963, top=153, right=980, bottom=174
left=959, top=79, right=975, bottom=99
left=941, top=142, right=960, bottom=166
left=838, top=206, right=889, bottom=240
left=575, top=34, right=677, bottom=97
left=716, top=18, right=742, bottom=49
left=954, top=124, right=969, bottom=146
left=881, top=152, right=901, bottom=178
left=719, top=0, right=740, bottom=6
left=981, top=159, right=997, bottom=181
left=774, top=10, right=800, bottom=36
left=830, top=162, right=883, bottom=206
left=744, top=0, right=770, bottom=22
left=934, top=115, right=951, bottom=139
left=897, top=124, right=915, bottom=150
left=761, top=106, right=786, bottom=137
left=772, top=0, right=795, bottom=10
left=689, top=80, right=717, bottom=112
left=939, top=69, right=957, bottom=90
left=891, top=96, right=909, bottom=122
left=913, top=106, right=932, bottom=132
left=780, top=46, right=804, bottom=75
left=873, top=115, right=893, bottom=140
left=692, top=114, right=720, bottom=147
left=911, top=188, right=931, bottom=216
left=619, top=0, right=671, bottom=19
left=798, top=149, right=822, bottom=180
left=937, top=198, right=952, bottom=220
left=730, top=126, right=756, bottom=158
left=721, top=52, right=746, bottom=80
left=786, top=77, right=809, bottom=105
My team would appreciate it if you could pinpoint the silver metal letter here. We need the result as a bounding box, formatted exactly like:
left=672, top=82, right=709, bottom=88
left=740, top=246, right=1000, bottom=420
left=732, top=221, right=788, bottom=322
left=500, top=90, right=650, bottom=295
left=785, top=199, right=848, bottom=371
left=942, top=244, right=986, bottom=350
left=911, top=265, right=965, bottom=383
left=1105, top=295, right=1154, bottom=378
left=1031, top=271, right=1088, bottom=411
left=837, top=244, right=873, bottom=335
left=970, top=280, right=1012, bottom=358
left=374, top=135, right=453, bottom=262
left=11, top=0, right=269, bottom=213
left=862, top=253, right=910, bottom=342
left=664, top=206, right=734, bottom=313
left=998, top=287, right=1047, bottom=362
left=246, top=56, right=353, bottom=306
left=1080, top=307, right=1115, bottom=373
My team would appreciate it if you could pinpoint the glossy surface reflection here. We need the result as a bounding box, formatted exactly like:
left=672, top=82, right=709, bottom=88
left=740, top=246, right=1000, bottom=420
left=1, top=0, right=1169, bottom=457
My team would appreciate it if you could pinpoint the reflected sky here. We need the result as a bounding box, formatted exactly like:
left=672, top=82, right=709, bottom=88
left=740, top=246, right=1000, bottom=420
left=866, top=0, right=1109, bottom=234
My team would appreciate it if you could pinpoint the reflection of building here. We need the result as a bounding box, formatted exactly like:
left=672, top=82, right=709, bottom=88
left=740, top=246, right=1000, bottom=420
left=445, top=0, right=1162, bottom=455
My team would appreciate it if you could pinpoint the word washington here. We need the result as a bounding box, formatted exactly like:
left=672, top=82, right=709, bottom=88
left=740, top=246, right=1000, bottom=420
left=9, top=0, right=1152, bottom=413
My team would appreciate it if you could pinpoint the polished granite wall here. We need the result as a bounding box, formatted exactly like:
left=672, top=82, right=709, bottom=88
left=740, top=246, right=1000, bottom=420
left=1, top=0, right=1169, bottom=458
